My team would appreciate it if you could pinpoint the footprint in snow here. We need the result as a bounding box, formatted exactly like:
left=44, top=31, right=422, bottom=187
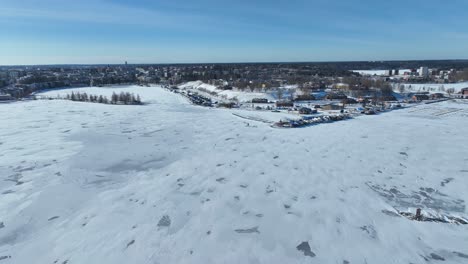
left=126, top=240, right=135, bottom=249
left=360, top=225, right=377, bottom=239
left=428, top=253, right=445, bottom=261
left=216, top=177, right=227, bottom=183
left=157, top=215, right=171, bottom=227
left=440, top=178, right=454, bottom=187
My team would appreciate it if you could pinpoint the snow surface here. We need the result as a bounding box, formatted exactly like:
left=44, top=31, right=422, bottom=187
left=396, top=82, right=468, bottom=94
left=1, top=86, right=468, bottom=264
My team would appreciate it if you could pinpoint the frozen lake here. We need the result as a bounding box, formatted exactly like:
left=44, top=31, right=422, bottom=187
left=1, top=85, right=467, bottom=263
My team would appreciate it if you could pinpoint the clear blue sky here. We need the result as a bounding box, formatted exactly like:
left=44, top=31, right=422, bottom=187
left=1, top=0, right=468, bottom=65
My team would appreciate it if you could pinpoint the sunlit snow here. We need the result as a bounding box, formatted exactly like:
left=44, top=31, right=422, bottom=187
left=1, top=86, right=467, bottom=264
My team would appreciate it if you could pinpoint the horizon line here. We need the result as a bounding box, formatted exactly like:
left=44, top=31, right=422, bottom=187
left=2, top=58, right=468, bottom=67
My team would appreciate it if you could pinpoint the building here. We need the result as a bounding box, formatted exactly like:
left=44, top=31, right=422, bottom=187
left=462, top=88, right=468, bottom=99
left=430, top=93, right=445, bottom=100
left=251, top=98, right=269, bottom=103
left=294, top=94, right=316, bottom=101
left=276, top=100, right=294, bottom=108
left=298, top=107, right=315, bottom=114
left=321, top=104, right=342, bottom=110
left=412, top=94, right=430, bottom=101
left=325, top=93, right=347, bottom=100
left=419, top=67, right=429, bottom=78
left=0, top=94, right=13, bottom=101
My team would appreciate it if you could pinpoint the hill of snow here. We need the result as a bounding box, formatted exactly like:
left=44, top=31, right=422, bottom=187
left=1, top=86, right=467, bottom=263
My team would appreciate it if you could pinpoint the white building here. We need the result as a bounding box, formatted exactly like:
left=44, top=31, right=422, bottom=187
left=419, top=67, right=429, bottom=77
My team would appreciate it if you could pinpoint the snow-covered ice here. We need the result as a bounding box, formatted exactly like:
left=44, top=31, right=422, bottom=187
left=1, top=86, right=467, bottom=263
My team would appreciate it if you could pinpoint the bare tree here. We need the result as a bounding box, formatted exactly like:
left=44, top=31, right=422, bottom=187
left=277, top=88, right=284, bottom=100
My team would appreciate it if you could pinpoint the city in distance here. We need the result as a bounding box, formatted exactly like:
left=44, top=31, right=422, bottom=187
left=1, top=1, right=468, bottom=264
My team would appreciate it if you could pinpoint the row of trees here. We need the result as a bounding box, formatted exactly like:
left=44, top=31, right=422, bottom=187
left=110, top=92, right=142, bottom=104
left=65, top=91, right=142, bottom=105
left=453, top=69, right=468, bottom=82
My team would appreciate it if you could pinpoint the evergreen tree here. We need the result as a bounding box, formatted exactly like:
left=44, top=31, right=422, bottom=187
left=111, top=92, right=118, bottom=104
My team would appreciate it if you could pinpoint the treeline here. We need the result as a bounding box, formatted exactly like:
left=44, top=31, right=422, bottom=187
left=453, top=69, right=468, bottom=82
left=64, top=91, right=142, bottom=105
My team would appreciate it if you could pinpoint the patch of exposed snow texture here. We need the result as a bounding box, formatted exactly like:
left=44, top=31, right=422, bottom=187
left=0, top=85, right=467, bottom=264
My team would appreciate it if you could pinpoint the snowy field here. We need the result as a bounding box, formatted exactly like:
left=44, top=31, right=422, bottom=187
left=396, top=81, right=468, bottom=94
left=1, top=86, right=468, bottom=263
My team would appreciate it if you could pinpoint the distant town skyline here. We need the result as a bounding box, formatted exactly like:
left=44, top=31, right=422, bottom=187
left=2, top=0, right=468, bottom=65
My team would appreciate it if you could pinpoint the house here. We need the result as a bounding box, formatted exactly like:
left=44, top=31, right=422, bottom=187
left=430, top=93, right=444, bottom=100
left=321, top=104, right=342, bottom=110
left=462, top=88, right=468, bottom=99
left=294, top=94, right=316, bottom=101
left=0, top=94, right=13, bottom=101
left=217, top=102, right=236, bottom=108
left=298, top=107, right=316, bottom=114
left=276, top=100, right=294, bottom=108
left=252, top=98, right=269, bottom=104
left=325, top=93, right=347, bottom=100
left=378, top=95, right=397, bottom=101
left=412, top=94, right=430, bottom=101
left=341, top=98, right=358, bottom=104
left=219, top=85, right=233, bottom=90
